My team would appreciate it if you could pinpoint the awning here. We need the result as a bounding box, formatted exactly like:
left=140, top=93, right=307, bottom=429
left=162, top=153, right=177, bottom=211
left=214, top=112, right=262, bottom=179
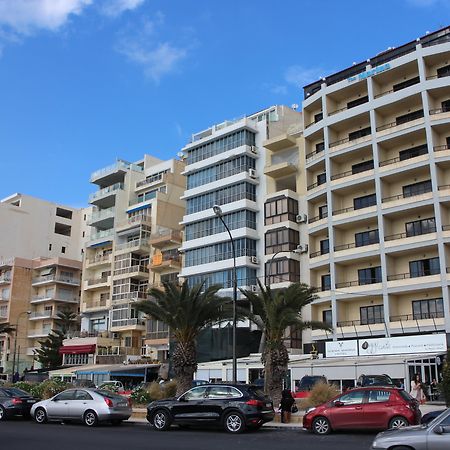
left=59, top=344, right=96, bottom=355
left=127, top=204, right=151, bottom=214
left=89, top=241, right=113, bottom=248
left=40, top=267, right=55, bottom=276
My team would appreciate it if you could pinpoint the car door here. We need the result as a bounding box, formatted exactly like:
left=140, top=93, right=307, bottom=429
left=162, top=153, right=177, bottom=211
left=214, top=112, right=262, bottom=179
left=427, top=411, right=450, bottom=450
left=361, top=389, right=392, bottom=428
left=328, top=389, right=366, bottom=429
left=170, top=386, right=209, bottom=423
left=47, top=390, right=76, bottom=419
left=68, top=390, right=95, bottom=420
left=202, top=386, right=237, bottom=422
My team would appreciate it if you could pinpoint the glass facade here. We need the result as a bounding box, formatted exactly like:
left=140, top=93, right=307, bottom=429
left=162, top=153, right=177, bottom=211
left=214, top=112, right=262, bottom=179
left=264, top=258, right=300, bottom=285
left=265, top=227, right=300, bottom=254
left=264, top=196, right=299, bottom=225
left=187, top=267, right=257, bottom=290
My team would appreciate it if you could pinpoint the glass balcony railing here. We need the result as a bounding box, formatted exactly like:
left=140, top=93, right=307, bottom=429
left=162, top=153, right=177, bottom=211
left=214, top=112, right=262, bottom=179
left=89, top=229, right=114, bottom=242
left=89, top=182, right=124, bottom=203
left=88, top=207, right=115, bottom=225
left=90, top=160, right=143, bottom=182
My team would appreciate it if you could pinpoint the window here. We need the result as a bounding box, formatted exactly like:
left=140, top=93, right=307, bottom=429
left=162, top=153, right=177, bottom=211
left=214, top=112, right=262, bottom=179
left=402, top=180, right=432, bottom=197
left=265, top=228, right=300, bottom=254
left=393, top=76, right=420, bottom=92
left=316, top=142, right=325, bottom=152
left=441, top=99, right=450, bottom=113
left=314, top=112, right=323, bottom=123
left=409, top=257, right=440, bottom=277
left=53, top=391, right=76, bottom=401
left=348, top=126, right=371, bottom=141
left=405, top=217, right=436, bottom=237
left=56, top=207, right=73, bottom=219
left=396, top=109, right=424, bottom=125
left=207, top=386, right=241, bottom=399
left=187, top=267, right=256, bottom=290
left=320, top=239, right=329, bottom=255
left=75, top=390, right=93, bottom=400
left=399, top=144, right=428, bottom=161
left=61, top=246, right=66, bottom=254
left=318, top=205, right=328, bottom=219
left=352, top=160, right=374, bottom=174
left=321, top=274, right=331, bottom=291
left=367, top=390, right=391, bottom=403
left=354, top=194, right=377, bottom=210
left=360, top=305, right=384, bottom=325
left=265, top=259, right=300, bottom=285
left=338, top=390, right=365, bottom=405
left=355, top=230, right=379, bottom=247
left=412, top=298, right=444, bottom=319
left=264, top=197, right=298, bottom=225
left=49, top=244, right=52, bottom=251
left=54, top=223, right=71, bottom=236
left=347, top=95, right=369, bottom=109
left=358, top=267, right=382, bottom=285
left=322, top=310, right=332, bottom=326
left=183, top=387, right=208, bottom=400
left=317, top=173, right=326, bottom=185
left=124, top=336, right=132, bottom=347
left=437, top=63, right=450, bottom=78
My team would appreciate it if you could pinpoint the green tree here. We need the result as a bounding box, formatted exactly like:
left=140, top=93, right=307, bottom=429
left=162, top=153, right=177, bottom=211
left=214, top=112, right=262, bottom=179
left=135, top=281, right=233, bottom=395
left=240, top=280, right=331, bottom=406
left=34, top=309, right=78, bottom=369
left=441, top=349, right=450, bottom=407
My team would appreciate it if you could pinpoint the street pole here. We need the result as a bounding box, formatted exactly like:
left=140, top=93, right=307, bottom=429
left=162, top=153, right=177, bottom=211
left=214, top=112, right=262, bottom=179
left=11, top=311, right=31, bottom=378
left=213, top=205, right=237, bottom=383
left=267, top=250, right=282, bottom=287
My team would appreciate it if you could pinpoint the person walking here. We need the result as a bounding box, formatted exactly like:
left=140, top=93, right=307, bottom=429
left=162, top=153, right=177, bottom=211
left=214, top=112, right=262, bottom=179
left=280, top=389, right=295, bottom=424
left=410, top=373, right=426, bottom=404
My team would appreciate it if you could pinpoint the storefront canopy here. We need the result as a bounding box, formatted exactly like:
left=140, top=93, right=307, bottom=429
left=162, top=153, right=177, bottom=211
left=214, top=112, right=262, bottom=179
left=59, top=344, right=96, bottom=355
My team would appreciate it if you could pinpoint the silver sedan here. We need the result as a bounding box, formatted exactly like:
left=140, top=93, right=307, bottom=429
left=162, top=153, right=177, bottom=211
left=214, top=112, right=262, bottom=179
left=30, top=388, right=132, bottom=427
left=372, top=408, right=450, bottom=450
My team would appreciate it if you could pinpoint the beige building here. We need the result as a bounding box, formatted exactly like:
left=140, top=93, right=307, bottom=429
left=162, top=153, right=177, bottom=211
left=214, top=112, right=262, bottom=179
left=74, top=156, right=185, bottom=366
left=302, top=26, right=450, bottom=349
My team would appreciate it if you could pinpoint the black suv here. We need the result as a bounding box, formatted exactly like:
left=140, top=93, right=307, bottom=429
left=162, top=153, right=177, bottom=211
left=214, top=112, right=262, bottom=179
left=146, top=383, right=274, bottom=433
left=356, top=374, right=395, bottom=387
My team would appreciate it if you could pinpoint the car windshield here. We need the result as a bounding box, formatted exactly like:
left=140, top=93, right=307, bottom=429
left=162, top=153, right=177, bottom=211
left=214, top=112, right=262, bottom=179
left=365, top=375, right=393, bottom=385
left=426, top=409, right=450, bottom=428
left=93, top=389, right=124, bottom=400
left=3, top=388, right=30, bottom=397
left=248, top=387, right=266, bottom=399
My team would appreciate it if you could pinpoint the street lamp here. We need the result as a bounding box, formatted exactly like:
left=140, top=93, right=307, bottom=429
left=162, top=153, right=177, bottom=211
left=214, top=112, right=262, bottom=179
left=11, top=310, right=31, bottom=379
left=213, top=205, right=237, bottom=383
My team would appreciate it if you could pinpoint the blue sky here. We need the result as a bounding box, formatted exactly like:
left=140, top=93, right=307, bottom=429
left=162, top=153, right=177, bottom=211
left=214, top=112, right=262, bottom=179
left=0, top=0, right=448, bottom=207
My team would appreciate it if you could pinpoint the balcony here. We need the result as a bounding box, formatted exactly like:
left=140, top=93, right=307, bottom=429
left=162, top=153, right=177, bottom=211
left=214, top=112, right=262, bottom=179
left=116, top=215, right=152, bottom=232
left=385, top=228, right=436, bottom=243
left=115, top=239, right=151, bottom=254
left=30, top=294, right=78, bottom=304
left=87, top=207, right=115, bottom=228
left=86, top=253, right=112, bottom=267
left=334, top=240, right=379, bottom=253
left=389, top=313, right=445, bottom=333
left=374, top=76, right=420, bottom=100
left=305, top=147, right=325, bottom=163
left=387, top=270, right=441, bottom=287
left=335, top=279, right=382, bottom=289
left=88, top=229, right=114, bottom=246
left=29, top=311, right=55, bottom=320
left=376, top=110, right=424, bottom=136
left=328, top=128, right=371, bottom=152
left=309, top=250, right=329, bottom=259
left=0, top=275, right=11, bottom=285
left=113, top=265, right=149, bottom=279
left=83, top=298, right=108, bottom=311
left=28, top=328, right=52, bottom=339
left=328, top=95, right=369, bottom=116
left=85, top=276, right=110, bottom=289
left=382, top=186, right=433, bottom=205
left=434, top=144, right=449, bottom=152
left=150, top=254, right=181, bottom=272
left=110, top=318, right=146, bottom=330
left=31, top=275, right=80, bottom=286
left=330, top=164, right=374, bottom=182
left=90, top=160, right=142, bottom=185
left=379, top=144, right=429, bottom=167
left=89, top=182, right=124, bottom=205
left=264, top=162, right=297, bottom=178
left=307, top=178, right=326, bottom=191
left=112, top=291, right=148, bottom=304
left=129, top=190, right=159, bottom=207
left=429, top=106, right=450, bottom=120
left=149, top=230, right=182, bottom=248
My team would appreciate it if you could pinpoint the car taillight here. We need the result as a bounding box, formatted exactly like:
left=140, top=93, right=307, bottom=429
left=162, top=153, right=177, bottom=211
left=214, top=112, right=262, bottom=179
left=246, top=399, right=264, bottom=407
left=128, top=398, right=132, bottom=408
left=12, top=398, right=23, bottom=405
left=104, top=397, right=113, bottom=408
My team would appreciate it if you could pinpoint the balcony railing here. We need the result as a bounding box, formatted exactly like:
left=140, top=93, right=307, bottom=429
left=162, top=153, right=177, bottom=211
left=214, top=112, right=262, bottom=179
left=30, top=294, right=78, bottom=303
left=90, top=160, right=142, bottom=182
left=382, top=186, right=433, bottom=203
left=305, top=148, right=324, bottom=160
left=136, top=173, right=165, bottom=189
left=111, top=318, right=146, bottom=328
left=89, top=182, right=124, bottom=203
left=88, top=207, right=115, bottom=225
left=330, top=166, right=373, bottom=181
left=334, top=240, right=379, bottom=252
left=307, top=180, right=326, bottom=191
left=376, top=111, right=424, bottom=132
left=0, top=276, right=11, bottom=284
left=87, top=254, right=112, bottom=265
left=29, top=311, right=53, bottom=319
left=116, top=215, right=152, bottom=229
left=390, top=313, right=444, bottom=322
left=112, top=291, right=148, bottom=303
left=113, top=265, right=149, bottom=276
left=430, top=106, right=450, bottom=115
left=335, top=279, right=381, bottom=288
left=32, top=275, right=80, bottom=285
left=84, top=299, right=108, bottom=309
left=379, top=148, right=428, bottom=167
left=87, top=276, right=109, bottom=286
left=387, top=270, right=440, bottom=281
left=115, top=239, right=150, bottom=252
left=309, top=212, right=328, bottom=224
left=146, top=331, right=169, bottom=340
left=443, top=224, right=450, bottom=231
left=434, top=144, right=449, bottom=152
left=309, top=250, right=329, bottom=258
left=337, top=319, right=384, bottom=327
left=384, top=228, right=436, bottom=241
left=89, top=229, right=114, bottom=242
left=329, top=132, right=371, bottom=149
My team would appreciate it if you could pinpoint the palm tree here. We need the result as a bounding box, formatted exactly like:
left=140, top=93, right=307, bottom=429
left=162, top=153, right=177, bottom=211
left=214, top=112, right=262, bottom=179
left=0, top=323, right=15, bottom=334
left=55, top=309, right=79, bottom=337
left=135, top=280, right=233, bottom=395
left=240, top=280, right=332, bottom=406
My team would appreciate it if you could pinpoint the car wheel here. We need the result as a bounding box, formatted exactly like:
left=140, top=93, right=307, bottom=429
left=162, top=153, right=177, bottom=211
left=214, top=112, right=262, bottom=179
left=312, top=416, right=331, bottom=435
left=0, top=406, right=7, bottom=421
left=111, top=420, right=122, bottom=426
left=223, top=412, right=246, bottom=433
left=389, top=416, right=409, bottom=429
left=152, top=410, right=171, bottom=431
left=83, top=410, right=98, bottom=427
left=34, top=408, right=47, bottom=424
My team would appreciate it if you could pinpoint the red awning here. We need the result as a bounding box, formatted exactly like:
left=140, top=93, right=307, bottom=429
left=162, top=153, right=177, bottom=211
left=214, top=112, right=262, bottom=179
left=59, top=344, right=96, bottom=355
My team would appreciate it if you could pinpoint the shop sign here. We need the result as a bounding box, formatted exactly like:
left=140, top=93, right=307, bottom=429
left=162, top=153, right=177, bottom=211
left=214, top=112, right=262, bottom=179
left=347, top=63, right=391, bottom=83
left=326, top=340, right=358, bottom=357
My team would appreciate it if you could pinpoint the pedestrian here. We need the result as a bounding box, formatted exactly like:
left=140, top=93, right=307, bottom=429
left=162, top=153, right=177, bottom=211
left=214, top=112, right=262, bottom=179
left=410, top=373, right=426, bottom=404
left=280, top=389, right=295, bottom=424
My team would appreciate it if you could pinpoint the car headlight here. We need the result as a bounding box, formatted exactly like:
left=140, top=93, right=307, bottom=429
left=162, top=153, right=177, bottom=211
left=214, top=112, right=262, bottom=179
left=305, top=407, right=316, bottom=414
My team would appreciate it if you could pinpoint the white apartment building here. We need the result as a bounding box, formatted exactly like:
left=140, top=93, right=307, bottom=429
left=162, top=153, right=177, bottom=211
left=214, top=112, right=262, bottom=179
left=301, top=26, right=450, bottom=381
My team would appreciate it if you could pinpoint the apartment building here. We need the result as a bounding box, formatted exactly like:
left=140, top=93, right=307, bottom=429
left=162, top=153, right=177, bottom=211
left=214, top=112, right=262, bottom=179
left=179, top=106, right=303, bottom=360
left=302, top=26, right=450, bottom=355
left=0, top=194, right=87, bottom=375
left=77, top=156, right=185, bottom=366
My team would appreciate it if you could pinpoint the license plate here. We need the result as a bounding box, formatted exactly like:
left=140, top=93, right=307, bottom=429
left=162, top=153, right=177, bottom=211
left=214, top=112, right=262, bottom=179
left=265, top=403, right=272, bottom=408
left=117, top=402, right=127, bottom=407
left=27, top=400, right=35, bottom=403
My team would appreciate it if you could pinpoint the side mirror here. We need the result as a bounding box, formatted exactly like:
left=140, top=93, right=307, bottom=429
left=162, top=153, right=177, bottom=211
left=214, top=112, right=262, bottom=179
left=178, top=396, right=186, bottom=402
left=334, top=401, right=344, bottom=407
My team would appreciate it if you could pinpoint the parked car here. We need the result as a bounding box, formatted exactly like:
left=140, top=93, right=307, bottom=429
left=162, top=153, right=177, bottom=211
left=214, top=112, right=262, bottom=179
left=294, top=375, right=327, bottom=399
left=372, top=408, right=450, bottom=450
left=0, top=387, right=38, bottom=421
left=31, top=388, right=132, bottom=426
left=357, top=374, right=395, bottom=387
left=146, top=383, right=274, bottom=433
left=421, top=409, right=447, bottom=425
left=303, top=386, right=421, bottom=435
left=191, top=380, right=209, bottom=387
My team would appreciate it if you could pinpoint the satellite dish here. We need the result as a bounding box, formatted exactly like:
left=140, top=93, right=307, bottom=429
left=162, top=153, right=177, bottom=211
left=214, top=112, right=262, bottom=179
left=291, top=103, right=299, bottom=110
left=177, top=152, right=184, bottom=158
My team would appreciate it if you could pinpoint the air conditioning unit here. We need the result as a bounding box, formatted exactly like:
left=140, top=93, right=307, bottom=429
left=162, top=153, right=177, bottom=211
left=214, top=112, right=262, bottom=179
left=250, top=145, right=258, bottom=154
left=297, top=244, right=309, bottom=254
left=296, top=214, right=307, bottom=224
left=112, top=332, right=120, bottom=339
left=248, top=168, right=257, bottom=178
left=250, top=256, right=259, bottom=264
left=250, top=285, right=258, bottom=292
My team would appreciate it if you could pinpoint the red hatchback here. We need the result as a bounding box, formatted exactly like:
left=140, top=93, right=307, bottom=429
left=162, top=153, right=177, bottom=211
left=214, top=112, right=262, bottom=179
left=303, top=387, right=421, bottom=435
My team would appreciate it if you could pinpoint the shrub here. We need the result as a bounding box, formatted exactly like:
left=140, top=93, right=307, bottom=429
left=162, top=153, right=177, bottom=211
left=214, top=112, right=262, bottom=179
left=130, top=389, right=153, bottom=405
left=299, top=382, right=340, bottom=409
left=441, top=349, right=450, bottom=407
left=100, top=384, right=119, bottom=393
left=13, top=382, right=34, bottom=393
left=148, top=382, right=164, bottom=401
left=162, top=380, right=177, bottom=398
left=30, top=380, right=69, bottom=399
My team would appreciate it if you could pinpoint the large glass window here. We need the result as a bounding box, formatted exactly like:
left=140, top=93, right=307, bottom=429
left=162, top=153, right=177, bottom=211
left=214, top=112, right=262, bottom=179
left=355, top=230, right=379, bottom=247
left=399, top=144, right=428, bottom=161
left=322, top=310, right=332, bottom=326
left=186, top=129, right=256, bottom=165
left=402, top=180, right=432, bottom=197
left=412, top=298, right=444, bottom=319
left=338, top=390, right=365, bottom=405
left=318, top=205, right=328, bottom=219
left=396, top=109, right=424, bottom=125
left=358, top=266, right=382, bottom=285
left=360, top=305, right=384, bottom=325
left=264, top=197, right=299, bottom=225
left=264, top=258, right=300, bottom=285
left=348, top=126, right=371, bottom=141
left=320, top=239, right=329, bottom=255
left=265, top=228, right=300, bottom=254
left=405, top=217, right=436, bottom=237
left=187, top=267, right=257, bottom=290
left=352, top=160, right=374, bottom=174
left=354, top=194, right=377, bottom=210
left=409, top=257, right=440, bottom=278
left=321, top=274, right=331, bottom=291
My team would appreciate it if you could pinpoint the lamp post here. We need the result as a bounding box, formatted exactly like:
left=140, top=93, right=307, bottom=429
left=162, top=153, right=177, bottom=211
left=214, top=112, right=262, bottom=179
left=213, top=205, right=237, bottom=383
left=11, top=310, right=31, bottom=379
left=267, top=250, right=283, bottom=287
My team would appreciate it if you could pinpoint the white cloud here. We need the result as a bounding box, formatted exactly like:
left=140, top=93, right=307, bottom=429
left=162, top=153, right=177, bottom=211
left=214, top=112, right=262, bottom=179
left=0, top=0, right=92, bottom=35
left=101, top=0, right=145, bottom=17
left=284, top=65, right=326, bottom=88
left=116, top=14, right=190, bottom=83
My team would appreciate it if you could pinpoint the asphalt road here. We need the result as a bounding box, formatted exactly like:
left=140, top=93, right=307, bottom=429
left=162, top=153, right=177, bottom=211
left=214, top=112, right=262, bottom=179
left=0, top=419, right=377, bottom=450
